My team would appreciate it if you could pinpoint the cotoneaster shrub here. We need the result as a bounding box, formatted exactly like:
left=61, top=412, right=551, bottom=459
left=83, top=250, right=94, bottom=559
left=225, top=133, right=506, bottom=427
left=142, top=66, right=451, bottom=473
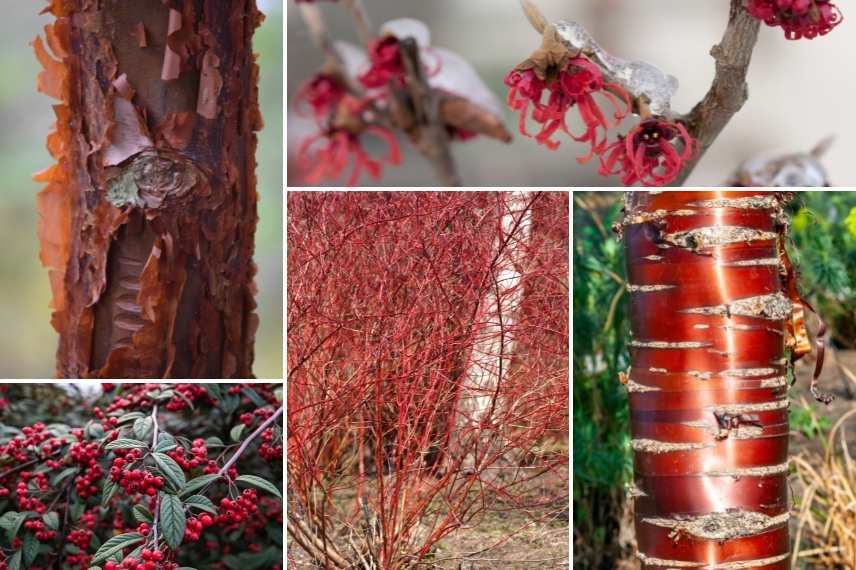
left=0, top=384, right=283, bottom=570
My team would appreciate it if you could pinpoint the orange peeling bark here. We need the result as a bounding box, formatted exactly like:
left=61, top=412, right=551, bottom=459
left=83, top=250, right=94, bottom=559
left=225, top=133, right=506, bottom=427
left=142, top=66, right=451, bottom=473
left=33, top=0, right=264, bottom=378
left=622, top=191, right=802, bottom=570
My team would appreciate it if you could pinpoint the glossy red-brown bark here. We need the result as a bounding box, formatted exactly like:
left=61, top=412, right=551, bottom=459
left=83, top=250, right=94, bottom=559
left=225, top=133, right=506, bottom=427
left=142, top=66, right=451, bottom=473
left=623, top=191, right=797, bottom=570
left=34, top=0, right=263, bottom=378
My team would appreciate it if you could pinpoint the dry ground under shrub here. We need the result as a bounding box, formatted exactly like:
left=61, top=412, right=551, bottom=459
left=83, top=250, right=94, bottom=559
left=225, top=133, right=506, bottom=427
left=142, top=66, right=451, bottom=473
left=288, top=463, right=569, bottom=569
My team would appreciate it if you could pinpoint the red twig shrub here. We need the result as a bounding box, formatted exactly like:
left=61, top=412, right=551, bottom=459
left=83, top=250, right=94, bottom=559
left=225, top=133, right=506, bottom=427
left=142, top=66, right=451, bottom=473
left=287, top=191, right=569, bottom=569
left=0, top=384, right=283, bottom=570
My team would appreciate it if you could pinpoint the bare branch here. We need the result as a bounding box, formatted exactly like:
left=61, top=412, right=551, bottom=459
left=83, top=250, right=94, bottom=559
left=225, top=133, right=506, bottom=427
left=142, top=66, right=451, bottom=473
left=396, top=39, right=462, bottom=186
left=342, top=0, right=373, bottom=48
left=676, top=0, right=761, bottom=185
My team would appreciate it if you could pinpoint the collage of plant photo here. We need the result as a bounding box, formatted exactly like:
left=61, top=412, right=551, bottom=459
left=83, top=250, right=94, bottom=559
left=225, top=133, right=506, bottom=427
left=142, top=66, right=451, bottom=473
left=0, top=0, right=854, bottom=569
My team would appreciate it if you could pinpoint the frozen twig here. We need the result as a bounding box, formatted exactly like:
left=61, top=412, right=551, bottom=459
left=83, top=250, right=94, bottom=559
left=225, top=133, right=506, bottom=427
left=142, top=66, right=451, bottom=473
left=675, top=0, right=761, bottom=184
left=298, top=4, right=363, bottom=95
left=397, top=39, right=461, bottom=187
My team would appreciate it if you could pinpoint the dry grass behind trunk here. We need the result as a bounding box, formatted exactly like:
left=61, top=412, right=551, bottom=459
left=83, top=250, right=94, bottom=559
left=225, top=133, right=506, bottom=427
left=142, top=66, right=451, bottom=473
left=791, top=406, right=856, bottom=569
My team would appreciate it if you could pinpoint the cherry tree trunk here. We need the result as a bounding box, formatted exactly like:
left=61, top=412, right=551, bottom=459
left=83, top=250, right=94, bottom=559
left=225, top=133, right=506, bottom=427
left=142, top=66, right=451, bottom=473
left=622, top=191, right=799, bottom=570
left=34, top=0, right=263, bottom=378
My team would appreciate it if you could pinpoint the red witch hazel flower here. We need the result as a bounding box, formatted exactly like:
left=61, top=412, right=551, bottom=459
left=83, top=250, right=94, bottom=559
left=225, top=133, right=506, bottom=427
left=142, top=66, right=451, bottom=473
left=746, top=0, right=843, bottom=39
left=359, top=35, right=407, bottom=89
left=298, top=95, right=402, bottom=186
left=599, top=118, right=696, bottom=187
left=295, top=72, right=347, bottom=122
left=505, top=29, right=630, bottom=160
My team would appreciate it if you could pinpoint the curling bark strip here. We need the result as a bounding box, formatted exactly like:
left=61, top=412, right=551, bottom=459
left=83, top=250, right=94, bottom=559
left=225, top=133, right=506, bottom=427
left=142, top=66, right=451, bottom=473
left=33, top=0, right=263, bottom=378
left=622, top=191, right=804, bottom=570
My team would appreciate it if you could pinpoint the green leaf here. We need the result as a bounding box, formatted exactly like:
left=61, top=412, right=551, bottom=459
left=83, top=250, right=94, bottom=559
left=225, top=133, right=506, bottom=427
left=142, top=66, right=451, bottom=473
left=51, top=466, right=79, bottom=486
left=133, top=417, right=154, bottom=441
left=0, top=511, right=27, bottom=542
left=155, top=433, right=177, bottom=453
left=845, top=206, right=856, bottom=240
left=86, top=422, right=105, bottom=439
left=230, top=423, right=245, bottom=442
left=183, top=495, right=217, bottom=514
left=69, top=501, right=85, bottom=523
left=104, top=438, right=148, bottom=451
left=7, top=550, right=21, bottom=570
left=158, top=493, right=186, bottom=550
left=22, top=532, right=39, bottom=566
left=180, top=474, right=221, bottom=498
left=117, top=412, right=146, bottom=424
left=90, top=532, right=143, bottom=565
left=152, top=452, right=186, bottom=492
left=42, top=512, right=59, bottom=531
left=132, top=504, right=153, bottom=524
left=241, top=387, right=267, bottom=408
left=235, top=475, right=282, bottom=500
left=102, top=477, right=119, bottom=508
left=221, top=393, right=240, bottom=415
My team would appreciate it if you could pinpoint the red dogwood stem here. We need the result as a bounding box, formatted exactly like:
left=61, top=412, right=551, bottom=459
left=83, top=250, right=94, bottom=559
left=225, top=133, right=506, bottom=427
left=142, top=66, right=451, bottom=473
left=622, top=191, right=802, bottom=570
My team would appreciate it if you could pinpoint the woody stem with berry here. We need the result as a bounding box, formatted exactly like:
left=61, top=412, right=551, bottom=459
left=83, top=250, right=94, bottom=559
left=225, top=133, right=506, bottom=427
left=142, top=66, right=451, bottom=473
left=150, top=404, right=161, bottom=551
left=218, top=405, right=284, bottom=479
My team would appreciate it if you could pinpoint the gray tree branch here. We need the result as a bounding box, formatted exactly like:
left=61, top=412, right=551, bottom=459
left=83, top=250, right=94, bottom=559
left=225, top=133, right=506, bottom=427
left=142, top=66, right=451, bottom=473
left=676, top=0, right=761, bottom=185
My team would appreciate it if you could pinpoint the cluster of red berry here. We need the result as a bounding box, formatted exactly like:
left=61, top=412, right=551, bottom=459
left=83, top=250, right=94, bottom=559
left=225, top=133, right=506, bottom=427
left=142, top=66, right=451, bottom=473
left=217, top=489, right=259, bottom=525
left=23, top=518, right=55, bottom=541
left=167, top=438, right=208, bottom=470
left=259, top=428, right=283, bottom=461
left=183, top=513, right=215, bottom=542
left=16, top=471, right=49, bottom=512
left=69, top=440, right=104, bottom=498
left=110, top=450, right=164, bottom=496
left=104, top=550, right=176, bottom=570
left=0, top=384, right=282, bottom=569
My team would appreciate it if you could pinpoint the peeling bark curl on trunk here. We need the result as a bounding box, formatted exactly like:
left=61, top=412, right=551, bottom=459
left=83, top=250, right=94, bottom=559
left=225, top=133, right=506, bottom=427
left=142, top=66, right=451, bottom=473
left=34, top=0, right=264, bottom=378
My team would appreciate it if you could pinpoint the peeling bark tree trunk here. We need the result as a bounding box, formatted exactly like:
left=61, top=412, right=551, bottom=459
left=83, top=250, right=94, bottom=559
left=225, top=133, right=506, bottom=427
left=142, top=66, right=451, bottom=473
left=34, top=0, right=263, bottom=378
left=622, top=191, right=803, bottom=570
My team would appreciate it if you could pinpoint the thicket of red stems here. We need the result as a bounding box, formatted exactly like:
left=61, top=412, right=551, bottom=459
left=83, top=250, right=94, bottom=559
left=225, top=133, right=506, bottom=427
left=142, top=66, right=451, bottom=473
left=0, top=384, right=283, bottom=570
left=622, top=191, right=806, bottom=570
left=287, top=192, right=569, bottom=569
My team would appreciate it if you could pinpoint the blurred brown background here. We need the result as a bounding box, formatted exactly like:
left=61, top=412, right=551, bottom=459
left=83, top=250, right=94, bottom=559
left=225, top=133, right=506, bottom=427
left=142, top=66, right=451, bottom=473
left=287, top=0, right=855, bottom=187
left=0, top=2, right=283, bottom=378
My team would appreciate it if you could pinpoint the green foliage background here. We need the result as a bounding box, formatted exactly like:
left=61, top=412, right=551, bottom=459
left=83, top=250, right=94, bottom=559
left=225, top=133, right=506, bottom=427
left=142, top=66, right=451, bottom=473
left=0, top=3, right=282, bottom=378
left=572, top=191, right=856, bottom=568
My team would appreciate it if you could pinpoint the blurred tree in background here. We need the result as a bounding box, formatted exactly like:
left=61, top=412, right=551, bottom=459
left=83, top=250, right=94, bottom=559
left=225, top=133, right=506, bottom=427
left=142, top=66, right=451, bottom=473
left=787, top=192, right=856, bottom=353
left=573, top=192, right=633, bottom=568
left=0, top=2, right=282, bottom=378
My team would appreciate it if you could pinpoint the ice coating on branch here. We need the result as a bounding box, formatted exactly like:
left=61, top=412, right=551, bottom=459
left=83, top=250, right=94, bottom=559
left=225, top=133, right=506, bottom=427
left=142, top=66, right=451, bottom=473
left=381, top=18, right=431, bottom=48
left=554, top=20, right=678, bottom=115
left=430, top=47, right=504, bottom=118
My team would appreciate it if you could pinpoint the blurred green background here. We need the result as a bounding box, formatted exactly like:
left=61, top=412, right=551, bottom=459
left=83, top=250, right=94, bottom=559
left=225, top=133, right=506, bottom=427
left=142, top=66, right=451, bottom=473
left=0, top=2, right=282, bottom=378
left=573, top=191, right=856, bottom=568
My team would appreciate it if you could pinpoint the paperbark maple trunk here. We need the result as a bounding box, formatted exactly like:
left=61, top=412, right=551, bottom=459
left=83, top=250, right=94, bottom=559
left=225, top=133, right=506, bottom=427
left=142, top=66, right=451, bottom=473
left=34, top=0, right=263, bottom=378
left=622, top=191, right=801, bottom=570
